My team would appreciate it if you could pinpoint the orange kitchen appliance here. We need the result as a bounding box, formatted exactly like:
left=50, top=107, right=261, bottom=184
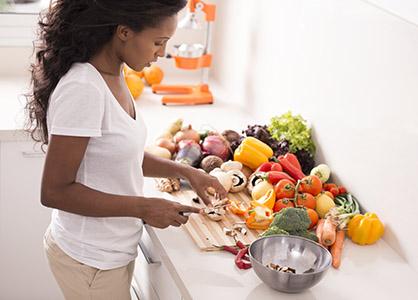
left=152, top=0, right=216, bottom=105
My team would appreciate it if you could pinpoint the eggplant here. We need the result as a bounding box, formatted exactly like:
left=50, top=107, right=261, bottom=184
left=175, top=143, right=202, bottom=167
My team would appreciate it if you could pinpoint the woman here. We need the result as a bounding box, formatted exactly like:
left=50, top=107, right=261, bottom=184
left=25, top=1, right=227, bottom=299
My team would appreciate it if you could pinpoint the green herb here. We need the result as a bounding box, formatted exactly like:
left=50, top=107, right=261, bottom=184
left=268, top=111, right=316, bottom=155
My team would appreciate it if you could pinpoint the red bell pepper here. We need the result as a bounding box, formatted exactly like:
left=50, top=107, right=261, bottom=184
left=256, top=162, right=283, bottom=172
left=284, top=153, right=302, bottom=171
left=278, top=156, right=305, bottom=180
left=256, top=162, right=274, bottom=172
left=264, top=171, right=296, bottom=185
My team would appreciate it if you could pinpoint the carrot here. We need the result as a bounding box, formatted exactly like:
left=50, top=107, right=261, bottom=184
left=331, top=230, right=345, bottom=268
left=321, top=217, right=337, bottom=246
left=316, top=219, right=325, bottom=245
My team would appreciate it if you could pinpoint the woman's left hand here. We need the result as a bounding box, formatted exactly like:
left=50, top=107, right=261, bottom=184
left=185, top=168, right=227, bottom=206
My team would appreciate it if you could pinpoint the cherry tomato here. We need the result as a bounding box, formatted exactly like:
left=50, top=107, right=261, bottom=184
left=330, top=187, right=340, bottom=197
left=338, top=186, right=347, bottom=194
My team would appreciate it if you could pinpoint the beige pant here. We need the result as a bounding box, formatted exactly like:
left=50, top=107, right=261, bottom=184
left=44, top=229, right=135, bottom=300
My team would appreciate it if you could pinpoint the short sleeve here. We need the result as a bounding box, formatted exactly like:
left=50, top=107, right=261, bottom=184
left=49, top=81, right=105, bottom=137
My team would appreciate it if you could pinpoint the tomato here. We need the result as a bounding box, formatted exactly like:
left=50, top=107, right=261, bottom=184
left=299, top=175, right=322, bottom=196
left=273, top=198, right=295, bottom=213
left=306, top=208, right=319, bottom=229
left=274, top=179, right=295, bottom=199
left=296, top=193, right=316, bottom=209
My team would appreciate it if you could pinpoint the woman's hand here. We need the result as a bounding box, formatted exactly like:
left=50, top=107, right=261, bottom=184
left=185, top=168, right=228, bottom=205
left=140, top=198, right=201, bottom=228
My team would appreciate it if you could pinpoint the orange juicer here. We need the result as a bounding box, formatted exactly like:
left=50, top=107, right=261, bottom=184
left=152, top=0, right=216, bottom=105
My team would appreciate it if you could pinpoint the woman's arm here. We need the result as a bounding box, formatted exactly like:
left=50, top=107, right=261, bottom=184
left=142, top=152, right=190, bottom=179
left=142, top=152, right=228, bottom=204
left=41, top=135, right=199, bottom=228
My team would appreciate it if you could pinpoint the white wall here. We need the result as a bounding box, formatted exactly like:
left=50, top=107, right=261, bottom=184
left=211, top=0, right=418, bottom=271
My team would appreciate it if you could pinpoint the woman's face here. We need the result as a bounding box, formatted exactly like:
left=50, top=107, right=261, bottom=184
left=118, top=15, right=178, bottom=71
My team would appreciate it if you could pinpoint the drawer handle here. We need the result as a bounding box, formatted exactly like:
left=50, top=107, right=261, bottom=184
left=21, top=151, right=45, bottom=158
left=138, top=239, right=161, bottom=266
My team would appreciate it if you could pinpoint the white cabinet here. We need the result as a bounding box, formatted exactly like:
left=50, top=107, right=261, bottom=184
left=0, top=139, right=63, bottom=299
left=134, top=227, right=183, bottom=300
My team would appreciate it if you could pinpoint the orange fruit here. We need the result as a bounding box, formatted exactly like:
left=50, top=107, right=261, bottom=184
left=143, top=65, right=164, bottom=85
left=123, top=64, right=144, bottom=78
left=125, top=74, right=144, bottom=99
left=306, top=208, right=319, bottom=229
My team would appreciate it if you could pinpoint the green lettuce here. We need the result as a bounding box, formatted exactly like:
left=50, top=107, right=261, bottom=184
left=268, top=111, right=316, bottom=155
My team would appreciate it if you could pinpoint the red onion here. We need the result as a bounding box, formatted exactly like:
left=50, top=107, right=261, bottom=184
left=201, top=135, right=230, bottom=161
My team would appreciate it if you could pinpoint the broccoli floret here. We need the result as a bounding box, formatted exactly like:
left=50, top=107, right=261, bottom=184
left=261, top=226, right=289, bottom=237
left=271, top=207, right=311, bottom=232
left=289, top=230, right=319, bottom=242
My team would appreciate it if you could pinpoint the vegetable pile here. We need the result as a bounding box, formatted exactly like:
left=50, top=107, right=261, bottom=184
left=149, top=113, right=385, bottom=270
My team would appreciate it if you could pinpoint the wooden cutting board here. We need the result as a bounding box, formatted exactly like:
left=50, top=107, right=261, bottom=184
left=169, top=189, right=263, bottom=251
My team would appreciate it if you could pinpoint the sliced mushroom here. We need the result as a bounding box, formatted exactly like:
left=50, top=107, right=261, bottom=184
left=227, top=169, right=247, bottom=193
left=209, top=169, right=233, bottom=192
left=204, top=207, right=226, bottom=221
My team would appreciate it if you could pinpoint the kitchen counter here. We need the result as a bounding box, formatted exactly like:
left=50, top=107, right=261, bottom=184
left=1, top=76, right=418, bottom=299
left=143, top=178, right=418, bottom=300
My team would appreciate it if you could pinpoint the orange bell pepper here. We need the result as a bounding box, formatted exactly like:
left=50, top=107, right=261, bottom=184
left=228, top=200, right=248, bottom=216
left=245, top=205, right=273, bottom=230
left=252, top=188, right=276, bottom=210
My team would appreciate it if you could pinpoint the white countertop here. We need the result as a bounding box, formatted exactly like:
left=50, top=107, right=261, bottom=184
left=144, top=179, right=418, bottom=300
left=2, top=75, right=418, bottom=299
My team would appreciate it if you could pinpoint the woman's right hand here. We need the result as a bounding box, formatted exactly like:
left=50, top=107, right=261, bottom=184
left=139, top=198, right=201, bottom=228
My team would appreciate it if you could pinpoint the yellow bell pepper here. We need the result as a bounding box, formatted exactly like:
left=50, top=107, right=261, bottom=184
left=252, top=188, right=276, bottom=210
left=245, top=204, right=273, bottom=230
left=233, top=137, right=273, bottom=170
left=347, top=213, right=384, bottom=245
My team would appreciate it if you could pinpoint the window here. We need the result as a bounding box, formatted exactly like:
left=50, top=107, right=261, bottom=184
left=0, top=0, right=52, bottom=47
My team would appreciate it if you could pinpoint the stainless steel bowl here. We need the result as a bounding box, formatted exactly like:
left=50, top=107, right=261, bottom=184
left=249, top=235, right=332, bottom=293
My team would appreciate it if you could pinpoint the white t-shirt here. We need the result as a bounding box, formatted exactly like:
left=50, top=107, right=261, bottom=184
left=46, top=62, right=147, bottom=270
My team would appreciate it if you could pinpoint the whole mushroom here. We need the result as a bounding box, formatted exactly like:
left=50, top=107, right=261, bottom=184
left=227, top=169, right=247, bottom=193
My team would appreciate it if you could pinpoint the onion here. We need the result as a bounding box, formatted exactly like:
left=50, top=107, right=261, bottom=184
left=177, top=139, right=199, bottom=150
left=173, top=125, right=200, bottom=144
left=201, top=135, right=231, bottom=161
left=155, top=138, right=176, bottom=154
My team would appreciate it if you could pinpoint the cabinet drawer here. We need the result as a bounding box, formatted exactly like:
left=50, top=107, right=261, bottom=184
left=0, top=140, right=62, bottom=299
left=136, top=229, right=182, bottom=300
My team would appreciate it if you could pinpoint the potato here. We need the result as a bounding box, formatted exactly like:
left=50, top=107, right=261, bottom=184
left=315, top=193, right=336, bottom=218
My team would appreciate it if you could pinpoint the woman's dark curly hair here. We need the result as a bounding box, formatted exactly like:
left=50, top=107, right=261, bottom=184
left=25, top=0, right=186, bottom=145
